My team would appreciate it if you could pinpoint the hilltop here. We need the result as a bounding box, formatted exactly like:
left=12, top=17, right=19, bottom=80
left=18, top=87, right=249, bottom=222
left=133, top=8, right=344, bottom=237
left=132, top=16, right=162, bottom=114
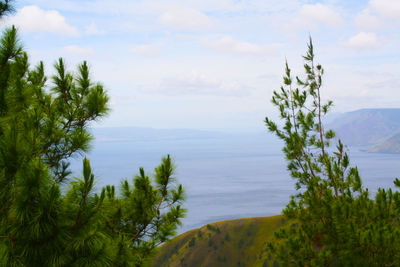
left=152, top=215, right=286, bottom=267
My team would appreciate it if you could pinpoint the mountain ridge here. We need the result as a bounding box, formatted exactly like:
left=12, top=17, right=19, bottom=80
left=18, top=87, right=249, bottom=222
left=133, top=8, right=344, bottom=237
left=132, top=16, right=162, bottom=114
left=328, top=108, right=400, bottom=152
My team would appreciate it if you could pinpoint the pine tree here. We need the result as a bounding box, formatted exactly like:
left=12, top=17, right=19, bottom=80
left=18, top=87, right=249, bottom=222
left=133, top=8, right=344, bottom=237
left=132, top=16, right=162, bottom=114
left=265, top=38, right=400, bottom=266
left=0, top=0, right=14, bottom=17
left=0, top=7, right=185, bottom=266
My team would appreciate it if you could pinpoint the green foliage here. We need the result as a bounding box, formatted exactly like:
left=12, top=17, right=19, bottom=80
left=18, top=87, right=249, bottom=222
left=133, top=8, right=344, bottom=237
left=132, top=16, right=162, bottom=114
left=197, top=230, right=203, bottom=239
left=206, top=224, right=220, bottom=233
left=0, top=0, right=14, bottom=17
left=103, top=155, right=186, bottom=266
left=188, top=237, right=196, bottom=248
left=265, top=38, right=400, bottom=266
left=0, top=15, right=185, bottom=267
left=224, top=233, right=230, bottom=242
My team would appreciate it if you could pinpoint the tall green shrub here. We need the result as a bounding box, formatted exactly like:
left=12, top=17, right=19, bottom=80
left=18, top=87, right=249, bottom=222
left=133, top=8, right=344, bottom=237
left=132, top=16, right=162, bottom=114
left=0, top=7, right=185, bottom=266
left=265, top=39, right=400, bottom=266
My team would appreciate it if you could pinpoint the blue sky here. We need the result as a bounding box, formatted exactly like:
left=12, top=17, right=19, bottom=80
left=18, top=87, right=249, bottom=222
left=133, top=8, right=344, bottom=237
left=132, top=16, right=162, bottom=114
left=1, top=0, right=399, bottom=130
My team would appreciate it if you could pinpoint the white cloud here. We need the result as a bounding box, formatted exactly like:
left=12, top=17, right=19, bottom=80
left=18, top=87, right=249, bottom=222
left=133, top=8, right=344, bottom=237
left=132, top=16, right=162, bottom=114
left=355, top=9, right=381, bottom=31
left=342, top=32, right=380, bottom=50
left=85, top=22, right=104, bottom=35
left=63, top=45, right=95, bottom=57
left=130, top=45, right=158, bottom=56
left=159, top=6, right=212, bottom=30
left=21, top=0, right=295, bottom=16
left=203, top=36, right=277, bottom=56
left=369, top=0, right=400, bottom=21
left=292, top=3, right=343, bottom=29
left=8, top=5, right=78, bottom=36
left=146, top=71, right=249, bottom=97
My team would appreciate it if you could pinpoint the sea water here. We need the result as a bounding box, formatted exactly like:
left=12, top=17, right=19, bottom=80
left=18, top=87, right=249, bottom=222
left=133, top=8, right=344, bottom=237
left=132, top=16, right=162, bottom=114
left=69, top=129, right=400, bottom=233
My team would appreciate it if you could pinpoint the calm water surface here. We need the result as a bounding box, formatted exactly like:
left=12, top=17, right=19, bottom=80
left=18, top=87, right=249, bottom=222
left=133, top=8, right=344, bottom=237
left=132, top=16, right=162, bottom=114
left=70, top=131, right=400, bottom=233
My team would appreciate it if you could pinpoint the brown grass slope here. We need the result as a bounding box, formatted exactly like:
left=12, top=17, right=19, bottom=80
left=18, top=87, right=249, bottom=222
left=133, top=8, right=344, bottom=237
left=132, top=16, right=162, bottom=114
left=152, top=215, right=286, bottom=267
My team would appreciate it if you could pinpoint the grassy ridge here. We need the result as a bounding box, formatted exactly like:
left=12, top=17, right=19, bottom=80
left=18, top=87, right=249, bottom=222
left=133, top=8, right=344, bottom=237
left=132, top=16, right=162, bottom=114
left=152, top=215, right=286, bottom=267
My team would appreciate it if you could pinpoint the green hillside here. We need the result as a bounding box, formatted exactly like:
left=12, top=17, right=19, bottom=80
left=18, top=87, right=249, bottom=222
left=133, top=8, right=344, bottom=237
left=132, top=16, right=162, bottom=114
left=152, top=215, right=286, bottom=267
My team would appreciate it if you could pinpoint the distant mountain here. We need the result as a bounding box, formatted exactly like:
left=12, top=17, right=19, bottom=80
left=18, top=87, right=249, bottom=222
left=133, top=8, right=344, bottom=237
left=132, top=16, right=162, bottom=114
left=327, top=109, right=400, bottom=152
left=364, top=133, right=400, bottom=153
left=152, top=215, right=285, bottom=267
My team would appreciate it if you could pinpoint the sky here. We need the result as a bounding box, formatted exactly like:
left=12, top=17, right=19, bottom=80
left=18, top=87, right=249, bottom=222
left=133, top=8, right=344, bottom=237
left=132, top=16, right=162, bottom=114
left=1, top=0, right=399, bottom=130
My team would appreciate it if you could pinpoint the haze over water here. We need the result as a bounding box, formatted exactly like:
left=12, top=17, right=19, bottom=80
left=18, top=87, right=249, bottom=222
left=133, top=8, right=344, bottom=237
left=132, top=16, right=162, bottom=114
left=70, top=128, right=400, bottom=233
